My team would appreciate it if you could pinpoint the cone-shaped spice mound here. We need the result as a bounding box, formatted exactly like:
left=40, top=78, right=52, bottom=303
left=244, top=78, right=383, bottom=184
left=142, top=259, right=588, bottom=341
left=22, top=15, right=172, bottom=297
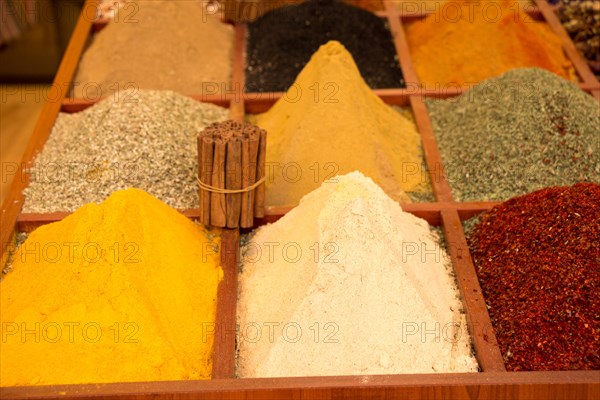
left=468, top=183, right=599, bottom=371
left=406, top=0, right=576, bottom=85
left=74, top=0, right=233, bottom=97
left=254, top=41, right=427, bottom=207
left=426, top=68, right=599, bottom=201
left=1, top=189, right=222, bottom=386
left=237, top=172, right=477, bottom=377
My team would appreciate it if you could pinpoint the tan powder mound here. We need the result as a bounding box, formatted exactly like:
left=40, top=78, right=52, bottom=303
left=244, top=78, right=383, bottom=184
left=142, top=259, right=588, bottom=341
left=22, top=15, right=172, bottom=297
left=237, top=172, right=478, bottom=377
left=74, top=0, right=233, bottom=98
left=253, top=40, right=426, bottom=208
left=406, top=0, right=577, bottom=85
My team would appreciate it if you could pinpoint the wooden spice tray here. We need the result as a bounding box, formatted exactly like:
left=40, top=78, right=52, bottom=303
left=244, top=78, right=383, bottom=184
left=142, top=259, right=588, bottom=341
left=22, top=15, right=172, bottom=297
left=1, top=0, right=599, bottom=398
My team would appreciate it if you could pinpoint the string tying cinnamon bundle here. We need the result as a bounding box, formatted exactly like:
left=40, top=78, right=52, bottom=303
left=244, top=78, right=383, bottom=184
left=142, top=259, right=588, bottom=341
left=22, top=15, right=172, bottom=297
left=198, top=120, right=267, bottom=228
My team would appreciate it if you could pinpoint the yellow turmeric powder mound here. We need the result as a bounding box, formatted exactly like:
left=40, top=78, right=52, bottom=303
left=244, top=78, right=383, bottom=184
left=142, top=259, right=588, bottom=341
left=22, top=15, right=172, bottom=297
left=406, top=0, right=577, bottom=86
left=0, top=189, right=222, bottom=386
left=253, top=40, right=427, bottom=208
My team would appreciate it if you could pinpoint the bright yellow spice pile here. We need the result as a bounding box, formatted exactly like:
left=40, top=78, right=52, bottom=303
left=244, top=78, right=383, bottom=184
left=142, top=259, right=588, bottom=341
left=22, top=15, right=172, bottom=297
left=253, top=40, right=427, bottom=208
left=0, top=189, right=222, bottom=386
left=406, top=0, right=577, bottom=85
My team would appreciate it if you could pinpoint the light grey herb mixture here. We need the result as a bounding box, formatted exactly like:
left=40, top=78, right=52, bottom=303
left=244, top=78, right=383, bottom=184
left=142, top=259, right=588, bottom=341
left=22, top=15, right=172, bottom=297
left=23, top=90, right=229, bottom=212
left=426, top=68, right=600, bottom=201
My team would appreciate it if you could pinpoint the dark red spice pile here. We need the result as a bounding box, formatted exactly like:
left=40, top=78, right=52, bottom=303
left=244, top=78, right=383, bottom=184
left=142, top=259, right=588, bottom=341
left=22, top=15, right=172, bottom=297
left=468, top=183, right=599, bottom=371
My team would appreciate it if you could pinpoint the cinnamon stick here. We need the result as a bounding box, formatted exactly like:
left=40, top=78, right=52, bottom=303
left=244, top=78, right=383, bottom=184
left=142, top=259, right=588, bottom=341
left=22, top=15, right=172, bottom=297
left=254, top=128, right=266, bottom=218
left=242, top=130, right=259, bottom=228
left=221, top=127, right=234, bottom=141
left=199, top=136, right=214, bottom=225
left=211, top=138, right=227, bottom=227
left=240, top=139, right=251, bottom=227
left=225, top=138, right=242, bottom=228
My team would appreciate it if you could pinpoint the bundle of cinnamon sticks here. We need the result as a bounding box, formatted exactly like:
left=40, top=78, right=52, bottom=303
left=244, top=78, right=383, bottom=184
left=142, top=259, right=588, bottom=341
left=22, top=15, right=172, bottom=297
left=198, top=120, right=267, bottom=228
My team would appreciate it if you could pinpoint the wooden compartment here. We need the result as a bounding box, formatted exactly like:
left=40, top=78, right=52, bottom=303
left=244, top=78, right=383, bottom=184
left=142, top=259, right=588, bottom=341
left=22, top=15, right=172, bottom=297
left=1, top=0, right=599, bottom=398
left=393, top=0, right=599, bottom=90
left=3, top=204, right=600, bottom=398
left=253, top=206, right=505, bottom=369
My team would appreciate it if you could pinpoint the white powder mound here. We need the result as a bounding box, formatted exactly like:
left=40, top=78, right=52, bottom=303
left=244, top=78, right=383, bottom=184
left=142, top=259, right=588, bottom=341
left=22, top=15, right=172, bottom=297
left=236, top=171, right=478, bottom=377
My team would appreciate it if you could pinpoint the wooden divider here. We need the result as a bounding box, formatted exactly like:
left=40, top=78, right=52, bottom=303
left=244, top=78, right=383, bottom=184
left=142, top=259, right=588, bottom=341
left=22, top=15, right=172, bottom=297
left=0, top=0, right=99, bottom=261
left=15, top=202, right=504, bottom=233
left=61, top=94, right=231, bottom=113
left=409, top=96, right=453, bottom=202
left=211, top=228, right=239, bottom=379
left=2, top=371, right=597, bottom=400
left=441, top=209, right=505, bottom=371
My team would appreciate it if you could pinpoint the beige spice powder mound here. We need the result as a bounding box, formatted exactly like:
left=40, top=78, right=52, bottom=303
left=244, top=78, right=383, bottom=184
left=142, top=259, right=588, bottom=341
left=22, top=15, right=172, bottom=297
left=236, top=172, right=478, bottom=377
left=73, top=0, right=233, bottom=98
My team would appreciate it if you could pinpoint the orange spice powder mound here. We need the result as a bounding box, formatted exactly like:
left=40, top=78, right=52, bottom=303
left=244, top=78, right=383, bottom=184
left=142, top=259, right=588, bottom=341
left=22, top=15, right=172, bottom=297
left=406, top=0, right=577, bottom=86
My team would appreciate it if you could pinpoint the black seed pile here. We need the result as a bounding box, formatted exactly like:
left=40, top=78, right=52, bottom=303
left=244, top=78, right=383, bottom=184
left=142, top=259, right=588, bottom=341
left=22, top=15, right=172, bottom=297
left=245, top=0, right=404, bottom=92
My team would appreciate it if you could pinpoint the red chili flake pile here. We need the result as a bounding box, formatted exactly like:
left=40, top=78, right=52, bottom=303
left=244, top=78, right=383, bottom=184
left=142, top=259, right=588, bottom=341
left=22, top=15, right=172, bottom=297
left=468, top=182, right=599, bottom=371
